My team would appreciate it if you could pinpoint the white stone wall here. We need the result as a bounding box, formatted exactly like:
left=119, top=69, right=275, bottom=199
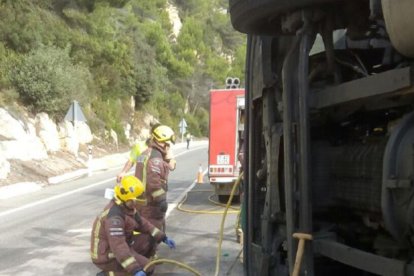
left=0, top=108, right=30, bottom=140
left=0, top=155, right=10, bottom=179
left=0, top=108, right=95, bottom=161
left=0, top=106, right=156, bottom=181
left=36, top=113, right=61, bottom=152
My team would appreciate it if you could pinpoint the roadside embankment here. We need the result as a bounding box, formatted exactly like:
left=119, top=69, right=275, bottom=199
left=0, top=140, right=207, bottom=199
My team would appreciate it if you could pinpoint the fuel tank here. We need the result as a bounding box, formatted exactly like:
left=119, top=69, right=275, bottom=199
left=312, top=112, right=414, bottom=243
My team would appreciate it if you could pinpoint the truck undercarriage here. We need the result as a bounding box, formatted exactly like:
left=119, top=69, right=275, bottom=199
left=229, top=0, right=414, bottom=275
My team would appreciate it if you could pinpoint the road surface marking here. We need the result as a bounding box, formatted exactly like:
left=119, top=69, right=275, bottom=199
left=0, top=146, right=206, bottom=218
left=0, top=177, right=116, bottom=218
left=166, top=168, right=208, bottom=218
left=67, top=228, right=91, bottom=233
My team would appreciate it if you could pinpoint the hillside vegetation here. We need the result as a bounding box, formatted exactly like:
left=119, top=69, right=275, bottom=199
left=0, top=0, right=245, bottom=140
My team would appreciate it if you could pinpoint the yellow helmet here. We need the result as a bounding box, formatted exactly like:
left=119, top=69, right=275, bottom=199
left=114, top=175, right=145, bottom=202
left=152, top=125, right=176, bottom=145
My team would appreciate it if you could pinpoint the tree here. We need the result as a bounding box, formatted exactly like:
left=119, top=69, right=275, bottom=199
left=12, top=46, right=93, bottom=118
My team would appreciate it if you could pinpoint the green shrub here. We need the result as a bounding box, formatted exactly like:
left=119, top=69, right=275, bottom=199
left=194, top=107, right=209, bottom=136
left=0, top=42, right=16, bottom=89
left=12, top=46, right=92, bottom=118
left=0, top=0, right=244, bottom=144
left=183, top=114, right=201, bottom=137
left=0, top=88, right=19, bottom=107
left=91, top=98, right=127, bottom=143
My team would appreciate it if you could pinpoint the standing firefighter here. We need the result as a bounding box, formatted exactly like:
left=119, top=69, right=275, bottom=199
left=90, top=175, right=176, bottom=276
left=116, top=123, right=176, bottom=183
left=135, top=125, right=176, bottom=231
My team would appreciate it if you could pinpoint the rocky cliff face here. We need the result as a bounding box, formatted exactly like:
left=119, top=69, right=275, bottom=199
left=0, top=105, right=160, bottom=186
left=0, top=107, right=94, bottom=183
left=167, top=1, right=182, bottom=40
left=0, top=108, right=93, bottom=160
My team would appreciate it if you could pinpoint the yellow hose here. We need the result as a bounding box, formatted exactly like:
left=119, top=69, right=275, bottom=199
left=143, top=258, right=201, bottom=276
left=177, top=190, right=240, bottom=214
left=142, top=178, right=243, bottom=276
left=214, top=173, right=243, bottom=276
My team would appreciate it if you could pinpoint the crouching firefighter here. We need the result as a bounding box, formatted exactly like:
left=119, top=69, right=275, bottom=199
left=90, top=175, right=176, bottom=276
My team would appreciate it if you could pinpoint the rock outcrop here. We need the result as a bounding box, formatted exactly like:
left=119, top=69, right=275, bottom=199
left=0, top=106, right=154, bottom=183
left=167, top=1, right=182, bottom=40
left=0, top=107, right=93, bottom=180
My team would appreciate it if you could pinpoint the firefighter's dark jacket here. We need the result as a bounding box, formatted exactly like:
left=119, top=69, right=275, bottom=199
left=90, top=200, right=166, bottom=274
left=135, top=141, right=170, bottom=206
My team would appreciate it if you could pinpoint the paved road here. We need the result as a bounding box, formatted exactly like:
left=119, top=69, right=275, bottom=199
left=0, top=143, right=243, bottom=276
left=157, top=182, right=243, bottom=276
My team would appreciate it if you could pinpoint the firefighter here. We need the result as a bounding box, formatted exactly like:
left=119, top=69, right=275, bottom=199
left=135, top=125, right=176, bottom=230
left=116, top=124, right=176, bottom=182
left=91, top=175, right=176, bottom=276
left=116, top=140, right=149, bottom=183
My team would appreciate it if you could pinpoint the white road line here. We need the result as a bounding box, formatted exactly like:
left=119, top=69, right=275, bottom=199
left=67, top=228, right=91, bottom=233
left=166, top=168, right=208, bottom=218
left=0, top=177, right=116, bottom=218
left=0, top=146, right=207, bottom=219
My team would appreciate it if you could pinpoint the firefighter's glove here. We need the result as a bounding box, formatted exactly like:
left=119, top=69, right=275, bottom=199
left=134, top=270, right=146, bottom=276
left=163, top=237, right=176, bottom=249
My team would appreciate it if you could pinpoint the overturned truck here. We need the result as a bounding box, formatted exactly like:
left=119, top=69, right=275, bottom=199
left=228, top=0, right=414, bottom=275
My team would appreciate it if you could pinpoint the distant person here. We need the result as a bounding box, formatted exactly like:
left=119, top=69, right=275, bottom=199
left=90, top=175, right=176, bottom=276
left=186, top=132, right=192, bottom=149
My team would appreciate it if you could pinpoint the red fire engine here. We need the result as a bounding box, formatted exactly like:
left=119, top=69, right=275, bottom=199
left=208, top=88, right=245, bottom=202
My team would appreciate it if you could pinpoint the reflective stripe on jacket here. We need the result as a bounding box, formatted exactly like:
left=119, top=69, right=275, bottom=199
left=90, top=200, right=165, bottom=273
left=135, top=142, right=170, bottom=205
